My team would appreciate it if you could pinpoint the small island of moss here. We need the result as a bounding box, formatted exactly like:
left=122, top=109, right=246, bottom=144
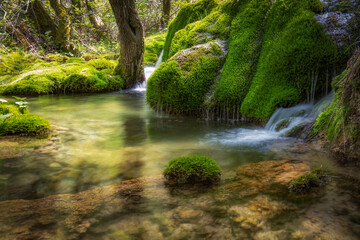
left=163, top=155, right=221, bottom=185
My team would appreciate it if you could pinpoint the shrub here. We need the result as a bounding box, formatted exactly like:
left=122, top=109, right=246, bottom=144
left=163, top=155, right=221, bottom=185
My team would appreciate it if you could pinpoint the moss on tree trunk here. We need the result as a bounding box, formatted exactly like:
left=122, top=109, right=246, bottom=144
left=49, top=0, right=75, bottom=52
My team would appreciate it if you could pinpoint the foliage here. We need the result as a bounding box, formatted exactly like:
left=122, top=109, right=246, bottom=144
left=163, top=155, right=221, bottom=185
left=146, top=41, right=225, bottom=114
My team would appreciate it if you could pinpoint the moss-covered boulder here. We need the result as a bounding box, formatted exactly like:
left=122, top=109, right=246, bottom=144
left=151, top=0, right=354, bottom=121
left=163, top=155, right=221, bottom=185
left=0, top=114, right=50, bottom=136
left=146, top=41, right=227, bottom=115
left=0, top=100, right=50, bottom=137
left=312, top=48, right=360, bottom=161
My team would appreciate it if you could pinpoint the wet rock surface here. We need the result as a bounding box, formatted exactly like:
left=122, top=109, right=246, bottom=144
left=1, top=159, right=359, bottom=240
left=316, top=0, right=360, bottom=47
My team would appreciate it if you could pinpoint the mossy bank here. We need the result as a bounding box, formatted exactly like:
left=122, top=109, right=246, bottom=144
left=146, top=0, right=357, bottom=121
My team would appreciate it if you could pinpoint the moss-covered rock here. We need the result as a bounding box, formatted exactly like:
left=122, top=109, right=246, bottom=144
left=312, top=48, right=360, bottom=161
left=162, top=0, right=219, bottom=61
left=214, top=0, right=270, bottom=110
left=0, top=100, right=50, bottom=137
left=144, top=32, right=167, bottom=66
left=0, top=114, right=50, bottom=136
left=153, top=0, right=350, bottom=121
left=146, top=41, right=227, bottom=114
left=288, top=167, right=330, bottom=193
left=240, top=0, right=339, bottom=120
left=163, top=155, right=221, bottom=185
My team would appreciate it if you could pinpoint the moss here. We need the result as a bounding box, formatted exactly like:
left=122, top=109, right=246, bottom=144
left=0, top=114, right=50, bottom=136
left=288, top=167, right=330, bottom=193
left=0, top=58, right=124, bottom=96
left=87, top=59, right=117, bottom=71
left=240, top=0, right=339, bottom=120
left=0, top=103, right=22, bottom=115
left=146, top=41, right=225, bottom=114
left=163, top=155, right=221, bottom=185
left=168, top=4, right=232, bottom=59
left=144, top=32, right=167, bottom=66
left=311, top=69, right=348, bottom=140
left=66, top=57, right=86, bottom=64
left=162, top=0, right=218, bottom=61
left=0, top=52, right=36, bottom=76
left=214, top=0, right=270, bottom=109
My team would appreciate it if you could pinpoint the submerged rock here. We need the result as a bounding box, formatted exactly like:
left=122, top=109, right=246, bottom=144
left=0, top=159, right=346, bottom=240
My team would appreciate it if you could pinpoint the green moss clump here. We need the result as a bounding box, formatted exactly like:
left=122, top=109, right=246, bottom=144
left=289, top=167, right=329, bottom=193
left=162, top=0, right=218, bottom=61
left=240, top=0, right=339, bottom=120
left=214, top=0, right=270, bottom=109
left=146, top=41, right=225, bottom=114
left=144, top=32, right=167, bottom=66
left=163, top=155, right=221, bottom=185
left=0, top=114, right=50, bottom=136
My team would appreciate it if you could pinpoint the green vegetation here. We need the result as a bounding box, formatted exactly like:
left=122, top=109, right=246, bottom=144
left=311, top=49, right=360, bottom=160
left=163, top=155, right=221, bottom=185
left=0, top=114, right=50, bottom=136
left=214, top=0, right=270, bottom=109
left=240, top=0, right=339, bottom=120
left=144, top=32, right=167, bottom=66
left=162, top=0, right=218, bottom=61
left=289, top=167, right=329, bottom=193
left=0, top=53, right=124, bottom=96
left=146, top=41, right=225, bottom=114
left=0, top=98, right=50, bottom=136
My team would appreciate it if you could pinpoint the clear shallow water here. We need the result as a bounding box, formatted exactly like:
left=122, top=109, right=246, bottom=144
left=1, top=89, right=360, bottom=239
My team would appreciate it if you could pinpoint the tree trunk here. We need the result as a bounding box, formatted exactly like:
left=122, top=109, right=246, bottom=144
left=49, top=0, right=75, bottom=52
left=29, top=0, right=57, bottom=37
left=85, top=0, right=107, bottom=39
left=162, top=0, right=171, bottom=27
left=108, top=0, right=145, bottom=89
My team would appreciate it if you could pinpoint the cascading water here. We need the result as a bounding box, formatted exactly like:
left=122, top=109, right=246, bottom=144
left=133, top=50, right=163, bottom=92
left=204, top=92, right=334, bottom=146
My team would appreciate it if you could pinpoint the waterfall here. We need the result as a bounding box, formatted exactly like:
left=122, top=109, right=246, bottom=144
left=265, top=91, right=334, bottom=136
left=204, top=92, right=334, bottom=146
left=133, top=50, right=163, bottom=92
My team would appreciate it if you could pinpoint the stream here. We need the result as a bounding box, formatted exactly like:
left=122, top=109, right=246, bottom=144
left=0, top=64, right=360, bottom=239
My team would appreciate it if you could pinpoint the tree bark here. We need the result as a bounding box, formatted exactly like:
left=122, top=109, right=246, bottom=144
left=108, top=0, right=145, bottom=89
left=29, top=0, right=57, bottom=37
left=49, top=0, right=75, bottom=52
left=162, top=0, right=171, bottom=27
left=85, top=0, right=107, bottom=39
